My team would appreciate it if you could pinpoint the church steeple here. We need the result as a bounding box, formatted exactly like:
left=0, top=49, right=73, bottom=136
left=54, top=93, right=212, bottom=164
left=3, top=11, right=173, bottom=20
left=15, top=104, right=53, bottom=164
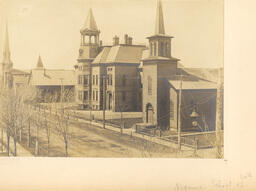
left=155, top=0, right=165, bottom=35
left=2, top=22, right=13, bottom=67
left=146, top=0, right=174, bottom=59
left=36, top=55, right=44, bottom=69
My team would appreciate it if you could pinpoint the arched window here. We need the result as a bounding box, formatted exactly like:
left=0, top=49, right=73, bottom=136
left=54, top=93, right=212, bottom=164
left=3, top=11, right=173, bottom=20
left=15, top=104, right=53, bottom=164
left=150, top=43, right=153, bottom=56
left=154, top=42, right=157, bottom=56
left=166, top=42, right=169, bottom=57
left=160, top=42, right=164, bottom=57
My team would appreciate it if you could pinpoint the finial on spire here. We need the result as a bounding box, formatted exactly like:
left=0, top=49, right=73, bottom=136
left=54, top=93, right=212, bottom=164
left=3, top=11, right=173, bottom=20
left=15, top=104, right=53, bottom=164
left=155, top=0, right=165, bottom=35
left=36, top=54, right=44, bottom=69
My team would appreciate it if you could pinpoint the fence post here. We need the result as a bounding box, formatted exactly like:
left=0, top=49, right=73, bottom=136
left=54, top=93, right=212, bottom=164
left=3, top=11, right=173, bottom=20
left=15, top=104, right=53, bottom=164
left=194, top=138, right=198, bottom=156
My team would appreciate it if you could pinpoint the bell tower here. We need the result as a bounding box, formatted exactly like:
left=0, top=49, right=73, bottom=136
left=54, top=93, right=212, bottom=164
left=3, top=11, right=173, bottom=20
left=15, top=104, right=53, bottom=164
left=142, top=0, right=179, bottom=130
left=75, top=8, right=101, bottom=109
left=78, top=8, right=100, bottom=61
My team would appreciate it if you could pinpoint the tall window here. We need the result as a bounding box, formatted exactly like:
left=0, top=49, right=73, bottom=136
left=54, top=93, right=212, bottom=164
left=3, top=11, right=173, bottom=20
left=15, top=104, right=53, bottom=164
left=93, top=90, right=95, bottom=100
left=78, top=75, right=81, bottom=84
left=122, top=91, right=126, bottom=102
left=122, top=75, right=126, bottom=86
left=154, top=42, right=157, bottom=56
left=83, top=91, right=88, bottom=101
left=84, top=75, right=88, bottom=85
left=93, top=75, right=95, bottom=85
left=160, top=42, right=164, bottom=57
left=150, top=43, right=153, bottom=56
left=148, top=76, right=152, bottom=95
left=166, top=42, right=169, bottom=57
left=109, top=74, right=112, bottom=86
left=96, top=90, right=98, bottom=101
left=96, top=75, right=98, bottom=85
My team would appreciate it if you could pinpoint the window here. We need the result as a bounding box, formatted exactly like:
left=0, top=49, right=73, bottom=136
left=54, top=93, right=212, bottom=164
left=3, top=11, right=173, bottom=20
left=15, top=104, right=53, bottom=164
left=150, top=43, right=153, bottom=56
left=148, top=76, right=152, bottom=95
left=122, top=75, right=126, bottom=86
left=160, top=42, right=164, bottom=57
left=84, top=75, right=88, bottom=85
left=96, top=75, right=98, bottom=85
left=93, top=75, right=95, bottom=85
left=83, top=91, right=88, bottom=101
left=154, top=42, right=157, bottom=56
left=122, top=91, right=126, bottom=102
left=166, top=42, right=169, bottom=57
left=96, top=91, right=98, bottom=101
left=93, top=90, right=95, bottom=100
left=109, top=74, right=112, bottom=86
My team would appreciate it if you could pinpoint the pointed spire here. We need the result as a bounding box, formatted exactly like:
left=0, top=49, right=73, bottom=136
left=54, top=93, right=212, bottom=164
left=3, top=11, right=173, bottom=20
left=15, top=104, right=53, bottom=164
left=2, top=22, right=12, bottom=65
left=36, top=55, right=44, bottom=69
left=155, top=0, right=165, bottom=35
left=81, top=8, right=98, bottom=33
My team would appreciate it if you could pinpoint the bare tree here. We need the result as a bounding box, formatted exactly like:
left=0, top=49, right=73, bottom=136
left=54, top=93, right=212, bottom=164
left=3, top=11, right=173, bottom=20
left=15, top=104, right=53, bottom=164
left=42, top=107, right=51, bottom=156
left=56, top=108, right=72, bottom=157
left=116, top=102, right=129, bottom=135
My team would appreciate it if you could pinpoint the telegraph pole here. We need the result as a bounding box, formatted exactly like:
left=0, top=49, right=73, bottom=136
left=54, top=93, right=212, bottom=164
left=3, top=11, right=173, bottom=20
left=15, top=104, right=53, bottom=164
left=216, top=68, right=223, bottom=158
left=177, top=74, right=183, bottom=151
left=103, top=75, right=106, bottom=129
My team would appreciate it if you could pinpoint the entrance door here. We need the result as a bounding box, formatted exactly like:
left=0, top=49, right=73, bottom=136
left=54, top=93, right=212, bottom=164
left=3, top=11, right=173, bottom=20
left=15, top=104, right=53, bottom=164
left=146, top=103, right=154, bottom=124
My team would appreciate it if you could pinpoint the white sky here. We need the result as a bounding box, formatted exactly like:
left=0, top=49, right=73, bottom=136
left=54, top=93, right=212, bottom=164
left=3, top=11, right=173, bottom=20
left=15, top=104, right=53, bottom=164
left=0, top=0, right=223, bottom=70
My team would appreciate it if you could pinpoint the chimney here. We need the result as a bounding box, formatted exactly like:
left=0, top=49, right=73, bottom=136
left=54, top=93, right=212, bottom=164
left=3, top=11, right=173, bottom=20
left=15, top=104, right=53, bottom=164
left=124, top=34, right=129, bottom=45
left=128, top=37, right=133, bottom=45
left=113, top=35, right=119, bottom=46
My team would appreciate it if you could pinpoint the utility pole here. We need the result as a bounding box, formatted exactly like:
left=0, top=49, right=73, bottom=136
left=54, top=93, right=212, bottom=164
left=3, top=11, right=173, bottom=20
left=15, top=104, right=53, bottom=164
left=103, top=74, right=106, bottom=129
left=177, top=74, right=183, bottom=151
left=216, top=68, right=223, bottom=158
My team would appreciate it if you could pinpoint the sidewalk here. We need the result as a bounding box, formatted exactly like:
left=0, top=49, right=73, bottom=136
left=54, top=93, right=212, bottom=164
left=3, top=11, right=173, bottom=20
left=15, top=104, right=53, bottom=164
left=75, top=117, right=192, bottom=152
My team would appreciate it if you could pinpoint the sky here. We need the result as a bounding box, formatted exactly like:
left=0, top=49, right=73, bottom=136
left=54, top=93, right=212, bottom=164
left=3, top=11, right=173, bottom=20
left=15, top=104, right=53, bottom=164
left=0, top=0, right=223, bottom=70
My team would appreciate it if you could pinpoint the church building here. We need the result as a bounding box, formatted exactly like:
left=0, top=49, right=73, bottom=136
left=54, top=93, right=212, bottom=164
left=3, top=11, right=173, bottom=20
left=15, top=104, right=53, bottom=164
left=140, top=0, right=218, bottom=132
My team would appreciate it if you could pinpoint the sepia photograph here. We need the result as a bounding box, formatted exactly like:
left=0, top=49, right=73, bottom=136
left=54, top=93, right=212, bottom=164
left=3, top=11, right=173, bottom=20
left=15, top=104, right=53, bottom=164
left=0, top=0, right=223, bottom=158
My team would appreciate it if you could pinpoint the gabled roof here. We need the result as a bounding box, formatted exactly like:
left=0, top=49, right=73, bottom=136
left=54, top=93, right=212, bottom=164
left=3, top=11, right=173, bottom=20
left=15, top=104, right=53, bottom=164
left=29, top=69, right=75, bottom=86
left=168, top=79, right=217, bottom=90
left=93, top=45, right=146, bottom=64
left=11, top=68, right=30, bottom=75
left=182, top=68, right=222, bottom=83
left=167, top=68, right=218, bottom=90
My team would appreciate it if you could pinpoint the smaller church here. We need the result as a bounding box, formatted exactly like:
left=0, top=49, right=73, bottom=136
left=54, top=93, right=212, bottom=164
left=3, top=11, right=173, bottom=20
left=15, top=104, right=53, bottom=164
left=139, top=0, right=219, bottom=132
left=0, top=25, right=76, bottom=103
